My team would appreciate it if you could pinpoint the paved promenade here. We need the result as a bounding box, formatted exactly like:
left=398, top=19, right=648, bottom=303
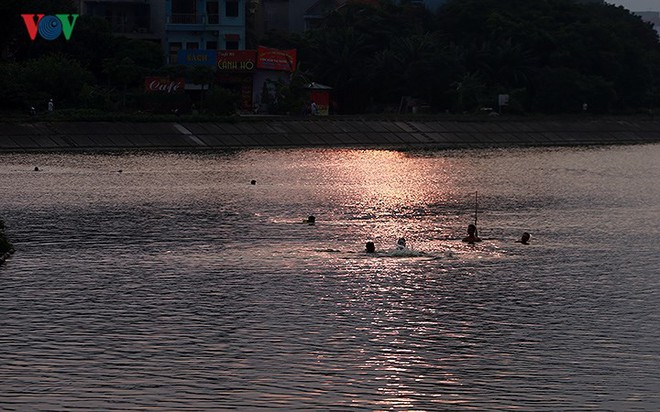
left=1, top=118, right=659, bottom=151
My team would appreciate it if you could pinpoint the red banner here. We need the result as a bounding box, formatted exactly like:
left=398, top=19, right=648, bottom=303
left=145, top=77, right=185, bottom=93
left=217, top=50, right=257, bottom=72
left=257, top=46, right=296, bottom=72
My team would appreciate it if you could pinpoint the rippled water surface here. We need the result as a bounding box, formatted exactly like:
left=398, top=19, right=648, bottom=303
left=1, top=144, right=659, bottom=410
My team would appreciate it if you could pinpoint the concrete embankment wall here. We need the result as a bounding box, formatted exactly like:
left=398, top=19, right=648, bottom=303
left=0, top=119, right=659, bottom=151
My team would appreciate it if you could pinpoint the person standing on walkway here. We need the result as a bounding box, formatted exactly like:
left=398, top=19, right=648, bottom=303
left=48, top=99, right=54, bottom=113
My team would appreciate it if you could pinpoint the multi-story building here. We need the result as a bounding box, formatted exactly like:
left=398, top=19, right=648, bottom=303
left=78, top=0, right=166, bottom=42
left=166, top=0, right=247, bottom=64
left=79, top=0, right=247, bottom=64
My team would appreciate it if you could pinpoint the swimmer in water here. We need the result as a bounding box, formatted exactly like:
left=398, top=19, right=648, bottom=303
left=396, top=237, right=407, bottom=250
left=516, top=232, right=531, bottom=245
left=365, top=241, right=376, bottom=253
left=462, top=224, right=481, bottom=244
left=303, top=215, right=316, bottom=225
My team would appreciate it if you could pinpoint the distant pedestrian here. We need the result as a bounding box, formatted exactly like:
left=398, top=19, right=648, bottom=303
left=310, top=101, right=318, bottom=115
left=47, top=99, right=54, bottom=113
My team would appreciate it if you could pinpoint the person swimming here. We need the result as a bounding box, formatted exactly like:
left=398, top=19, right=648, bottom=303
left=396, top=237, right=407, bottom=250
left=462, top=224, right=481, bottom=244
left=365, top=241, right=376, bottom=253
left=516, top=232, right=531, bottom=245
left=303, top=215, right=316, bottom=225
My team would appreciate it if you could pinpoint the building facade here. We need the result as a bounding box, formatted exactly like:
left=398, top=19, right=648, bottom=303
left=78, top=0, right=167, bottom=41
left=166, top=0, right=247, bottom=64
left=79, top=0, right=247, bottom=64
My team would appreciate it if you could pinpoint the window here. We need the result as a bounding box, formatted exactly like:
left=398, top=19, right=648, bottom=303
left=172, top=0, right=195, bottom=13
left=171, top=0, right=196, bottom=23
left=225, top=34, right=239, bottom=50
left=169, top=42, right=182, bottom=64
left=207, top=1, right=219, bottom=24
left=225, top=0, right=239, bottom=17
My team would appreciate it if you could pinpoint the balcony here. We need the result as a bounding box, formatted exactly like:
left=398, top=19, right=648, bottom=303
left=167, top=13, right=221, bottom=26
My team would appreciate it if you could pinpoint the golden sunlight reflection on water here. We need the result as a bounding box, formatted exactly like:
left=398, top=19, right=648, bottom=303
left=307, top=149, right=464, bottom=251
left=330, top=149, right=457, bottom=211
left=1, top=145, right=659, bottom=410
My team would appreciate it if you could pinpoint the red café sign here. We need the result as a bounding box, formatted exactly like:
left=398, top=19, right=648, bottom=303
left=217, top=50, right=257, bottom=72
left=145, top=77, right=185, bottom=93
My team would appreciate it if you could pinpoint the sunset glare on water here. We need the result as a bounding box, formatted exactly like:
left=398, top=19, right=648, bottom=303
left=1, top=145, right=659, bottom=410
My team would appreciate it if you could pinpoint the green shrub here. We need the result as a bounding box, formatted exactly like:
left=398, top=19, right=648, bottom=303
left=205, top=87, right=238, bottom=115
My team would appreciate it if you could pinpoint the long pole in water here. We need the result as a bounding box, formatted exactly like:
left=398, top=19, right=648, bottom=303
left=474, top=191, right=479, bottom=235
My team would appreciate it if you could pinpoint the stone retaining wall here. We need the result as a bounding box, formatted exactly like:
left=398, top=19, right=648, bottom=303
left=0, top=119, right=659, bottom=151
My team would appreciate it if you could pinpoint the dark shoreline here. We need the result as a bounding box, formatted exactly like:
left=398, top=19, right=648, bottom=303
left=1, top=117, right=659, bottom=152
left=0, top=250, right=13, bottom=265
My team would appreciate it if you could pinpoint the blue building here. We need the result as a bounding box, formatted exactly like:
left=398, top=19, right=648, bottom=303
left=166, top=0, right=246, bottom=63
left=79, top=1, right=247, bottom=64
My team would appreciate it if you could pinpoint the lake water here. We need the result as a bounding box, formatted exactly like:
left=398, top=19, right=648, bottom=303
left=1, top=144, right=659, bottom=411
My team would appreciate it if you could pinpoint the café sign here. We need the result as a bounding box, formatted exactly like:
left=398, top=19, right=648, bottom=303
left=145, top=77, right=185, bottom=93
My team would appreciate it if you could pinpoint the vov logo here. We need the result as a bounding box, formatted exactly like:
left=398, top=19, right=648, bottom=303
left=21, top=14, right=79, bottom=41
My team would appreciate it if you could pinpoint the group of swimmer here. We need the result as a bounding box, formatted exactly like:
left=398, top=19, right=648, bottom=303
left=302, top=214, right=531, bottom=254
left=365, top=237, right=411, bottom=255
left=291, top=186, right=535, bottom=251
left=461, top=223, right=530, bottom=245
left=363, top=223, right=531, bottom=253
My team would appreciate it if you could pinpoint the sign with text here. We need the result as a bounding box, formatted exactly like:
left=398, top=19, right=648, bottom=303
left=256, top=46, right=296, bottom=72
left=22, top=14, right=79, bottom=41
left=145, top=77, right=185, bottom=93
left=217, top=50, right=257, bottom=72
left=177, top=49, right=217, bottom=66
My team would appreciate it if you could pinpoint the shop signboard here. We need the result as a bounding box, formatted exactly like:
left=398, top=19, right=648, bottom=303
left=256, top=46, right=296, bottom=72
left=145, top=77, right=185, bottom=93
left=177, top=50, right=217, bottom=66
left=217, top=50, right=257, bottom=72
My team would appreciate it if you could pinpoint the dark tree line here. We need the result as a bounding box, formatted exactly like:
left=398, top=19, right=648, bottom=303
left=2, top=0, right=659, bottom=115
left=275, top=0, right=660, bottom=114
left=1, top=0, right=166, bottom=114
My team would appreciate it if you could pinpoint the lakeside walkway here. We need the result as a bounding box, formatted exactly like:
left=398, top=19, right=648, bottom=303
left=1, top=118, right=659, bottom=151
